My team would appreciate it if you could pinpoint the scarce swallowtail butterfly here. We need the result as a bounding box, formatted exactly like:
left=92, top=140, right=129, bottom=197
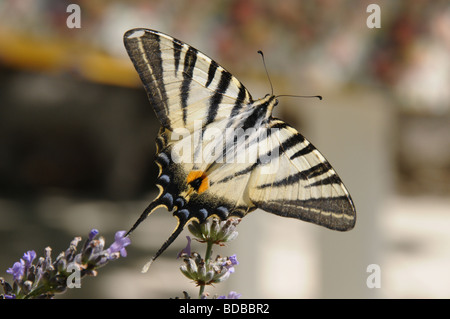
left=123, top=28, right=356, bottom=271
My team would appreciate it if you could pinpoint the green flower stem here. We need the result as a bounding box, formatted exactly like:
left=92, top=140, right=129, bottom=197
left=198, top=240, right=214, bottom=298
left=204, top=240, right=214, bottom=263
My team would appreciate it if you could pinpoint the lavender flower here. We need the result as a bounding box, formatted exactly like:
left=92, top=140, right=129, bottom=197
left=88, top=229, right=99, bottom=240
left=217, top=291, right=242, bottom=299
left=22, top=251, right=36, bottom=268
left=107, top=230, right=131, bottom=258
left=177, top=236, right=192, bottom=259
left=222, top=254, right=239, bottom=274
left=1, top=229, right=130, bottom=299
left=6, top=260, right=25, bottom=281
left=179, top=217, right=241, bottom=298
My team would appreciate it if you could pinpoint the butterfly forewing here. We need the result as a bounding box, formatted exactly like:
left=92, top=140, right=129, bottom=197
left=124, top=29, right=253, bottom=132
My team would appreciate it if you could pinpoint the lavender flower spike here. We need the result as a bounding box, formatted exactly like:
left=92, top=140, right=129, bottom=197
left=1, top=229, right=132, bottom=299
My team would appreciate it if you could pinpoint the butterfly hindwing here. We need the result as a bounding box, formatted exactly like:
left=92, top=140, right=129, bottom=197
left=247, top=120, right=356, bottom=231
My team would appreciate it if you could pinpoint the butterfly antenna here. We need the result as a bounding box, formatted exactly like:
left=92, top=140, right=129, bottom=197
left=141, top=218, right=187, bottom=273
left=258, top=50, right=274, bottom=95
left=126, top=200, right=160, bottom=237
left=276, top=94, right=323, bottom=100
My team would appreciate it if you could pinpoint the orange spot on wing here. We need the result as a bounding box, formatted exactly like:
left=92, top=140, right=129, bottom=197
left=197, top=176, right=209, bottom=194
left=187, top=170, right=203, bottom=184
left=186, top=170, right=209, bottom=194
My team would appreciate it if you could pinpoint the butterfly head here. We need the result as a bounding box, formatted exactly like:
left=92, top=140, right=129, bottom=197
left=257, top=94, right=279, bottom=119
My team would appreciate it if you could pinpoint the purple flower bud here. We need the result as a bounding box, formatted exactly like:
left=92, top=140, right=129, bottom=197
left=227, top=291, right=242, bottom=299
left=177, top=236, right=192, bottom=259
left=217, top=291, right=241, bottom=299
left=6, top=260, right=25, bottom=281
left=222, top=254, right=239, bottom=274
left=107, top=230, right=131, bottom=258
left=22, top=251, right=36, bottom=268
left=228, top=254, right=239, bottom=266
left=88, top=229, right=99, bottom=240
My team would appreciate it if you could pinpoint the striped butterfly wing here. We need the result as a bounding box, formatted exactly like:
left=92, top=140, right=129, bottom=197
left=124, top=28, right=257, bottom=268
left=124, top=28, right=253, bottom=132
left=123, top=28, right=356, bottom=269
left=201, top=117, right=356, bottom=231
left=247, top=120, right=356, bottom=231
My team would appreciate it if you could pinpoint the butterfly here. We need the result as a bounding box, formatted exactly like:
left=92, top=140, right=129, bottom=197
left=123, top=28, right=356, bottom=271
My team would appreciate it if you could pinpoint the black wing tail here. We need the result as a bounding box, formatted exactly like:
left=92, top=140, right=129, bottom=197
left=141, top=217, right=187, bottom=273
left=126, top=197, right=189, bottom=272
left=126, top=200, right=161, bottom=237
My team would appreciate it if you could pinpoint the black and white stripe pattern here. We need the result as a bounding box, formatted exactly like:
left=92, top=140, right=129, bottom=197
left=124, top=29, right=253, bottom=132
left=124, top=28, right=356, bottom=266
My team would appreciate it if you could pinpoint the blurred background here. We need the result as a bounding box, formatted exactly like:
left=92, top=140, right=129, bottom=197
left=1, top=0, right=449, bottom=298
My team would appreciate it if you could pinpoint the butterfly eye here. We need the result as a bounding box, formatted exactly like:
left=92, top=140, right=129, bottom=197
left=274, top=99, right=279, bottom=106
